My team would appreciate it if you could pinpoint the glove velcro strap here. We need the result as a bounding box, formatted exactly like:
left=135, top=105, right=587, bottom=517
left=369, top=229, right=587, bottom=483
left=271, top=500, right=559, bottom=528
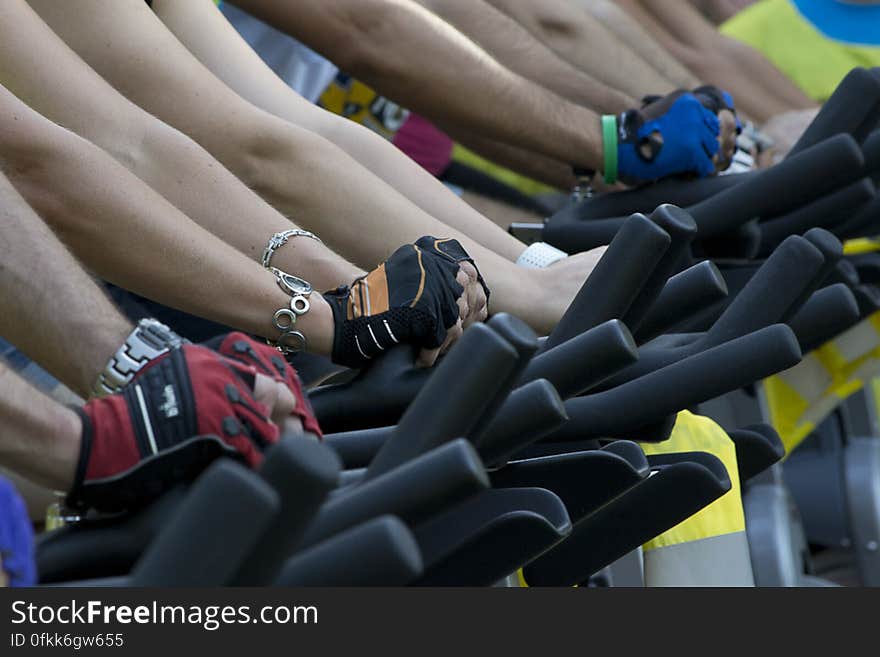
left=601, top=115, right=619, bottom=185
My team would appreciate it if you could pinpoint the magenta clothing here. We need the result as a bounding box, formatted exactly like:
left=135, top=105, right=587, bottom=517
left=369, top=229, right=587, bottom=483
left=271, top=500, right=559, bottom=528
left=392, top=113, right=454, bottom=177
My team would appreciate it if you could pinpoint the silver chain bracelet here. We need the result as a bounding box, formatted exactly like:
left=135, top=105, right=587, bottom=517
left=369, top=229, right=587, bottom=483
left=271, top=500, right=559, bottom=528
left=266, top=267, right=313, bottom=355
left=261, top=229, right=322, bottom=269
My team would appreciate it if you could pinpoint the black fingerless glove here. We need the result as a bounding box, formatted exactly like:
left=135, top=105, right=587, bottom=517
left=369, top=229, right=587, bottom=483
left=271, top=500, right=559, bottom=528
left=324, top=236, right=488, bottom=368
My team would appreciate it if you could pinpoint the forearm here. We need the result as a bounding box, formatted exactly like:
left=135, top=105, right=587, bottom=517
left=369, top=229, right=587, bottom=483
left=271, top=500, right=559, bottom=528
left=153, top=0, right=528, bottom=262
left=416, top=0, right=633, bottom=112
left=0, top=108, right=335, bottom=358
left=582, top=0, right=700, bottom=90
left=446, top=128, right=578, bottom=190
left=0, top=172, right=132, bottom=396
left=483, top=0, right=671, bottom=99
left=227, top=0, right=605, bottom=172
left=0, top=363, right=80, bottom=491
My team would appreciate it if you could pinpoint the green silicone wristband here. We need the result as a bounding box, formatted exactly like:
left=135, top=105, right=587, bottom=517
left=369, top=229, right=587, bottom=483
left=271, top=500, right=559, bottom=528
left=601, top=115, right=619, bottom=185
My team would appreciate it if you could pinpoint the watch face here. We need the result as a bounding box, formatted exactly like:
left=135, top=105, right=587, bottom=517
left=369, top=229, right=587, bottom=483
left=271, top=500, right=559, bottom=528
left=278, top=272, right=313, bottom=296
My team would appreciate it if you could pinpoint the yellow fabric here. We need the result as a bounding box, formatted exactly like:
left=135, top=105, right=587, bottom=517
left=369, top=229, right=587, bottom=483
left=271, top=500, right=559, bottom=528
left=764, top=312, right=880, bottom=453
left=640, top=411, right=745, bottom=551
left=450, top=144, right=557, bottom=196
left=721, top=0, right=880, bottom=101
left=844, top=238, right=880, bottom=255
left=318, top=77, right=409, bottom=140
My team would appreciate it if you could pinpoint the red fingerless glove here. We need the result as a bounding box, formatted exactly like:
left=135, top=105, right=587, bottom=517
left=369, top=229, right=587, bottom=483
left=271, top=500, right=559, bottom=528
left=68, top=338, right=287, bottom=512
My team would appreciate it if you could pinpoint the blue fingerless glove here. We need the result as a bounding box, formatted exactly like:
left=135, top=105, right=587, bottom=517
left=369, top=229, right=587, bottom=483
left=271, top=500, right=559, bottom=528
left=0, top=476, right=36, bottom=587
left=605, top=92, right=721, bottom=184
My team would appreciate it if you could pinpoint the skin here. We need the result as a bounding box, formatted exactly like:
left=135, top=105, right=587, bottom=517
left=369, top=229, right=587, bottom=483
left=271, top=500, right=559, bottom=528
left=20, top=0, right=591, bottom=334
left=616, top=0, right=817, bottom=123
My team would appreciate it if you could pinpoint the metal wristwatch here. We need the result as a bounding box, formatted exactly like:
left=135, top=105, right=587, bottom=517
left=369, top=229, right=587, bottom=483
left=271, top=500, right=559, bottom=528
left=268, top=267, right=313, bottom=355
left=92, top=319, right=185, bottom=397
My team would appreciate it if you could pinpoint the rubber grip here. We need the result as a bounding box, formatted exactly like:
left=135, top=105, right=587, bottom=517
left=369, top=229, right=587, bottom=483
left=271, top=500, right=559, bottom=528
left=633, top=261, right=728, bottom=343
left=788, top=68, right=880, bottom=157
left=787, top=284, right=861, bottom=353
left=691, top=134, right=866, bottom=239
left=623, top=205, right=698, bottom=331
left=559, top=173, right=750, bottom=222
left=469, top=314, right=539, bottom=445
left=477, top=379, right=570, bottom=468
left=758, top=178, right=876, bottom=254
left=550, top=324, right=802, bottom=439
left=365, top=323, right=518, bottom=480
left=232, top=435, right=342, bottom=585
left=275, top=516, right=422, bottom=586
left=543, top=213, right=671, bottom=350
left=131, top=460, right=280, bottom=586
left=300, top=439, right=488, bottom=549
left=520, top=320, right=638, bottom=398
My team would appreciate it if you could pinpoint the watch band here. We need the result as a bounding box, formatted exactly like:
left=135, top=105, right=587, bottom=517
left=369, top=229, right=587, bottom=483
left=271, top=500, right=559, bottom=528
left=266, top=267, right=312, bottom=355
left=261, top=229, right=322, bottom=269
left=92, top=319, right=185, bottom=397
left=516, top=242, right=568, bottom=269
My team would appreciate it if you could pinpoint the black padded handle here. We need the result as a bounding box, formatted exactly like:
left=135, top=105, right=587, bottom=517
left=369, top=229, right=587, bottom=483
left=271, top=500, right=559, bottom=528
left=622, top=205, right=698, bottom=332
left=759, top=178, right=875, bottom=254
left=468, top=314, right=539, bottom=444
left=275, top=516, right=422, bottom=587
left=520, top=320, right=638, bottom=398
left=691, top=134, right=865, bottom=239
left=365, top=323, right=518, bottom=480
left=836, top=194, right=880, bottom=239
left=232, top=435, right=342, bottom=585
left=550, top=324, right=802, bottom=439
left=788, top=68, right=880, bottom=157
left=131, top=460, right=279, bottom=586
left=863, top=130, right=880, bottom=182
left=300, top=439, right=488, bottom=549
left=788, top=283, right=861, bottom=353
left=325, top=427, right=394, bottom=470
left=707, top=235, right=826, bottom=343
left=633, top=260, right=728, bottom=343
left=477, top=379, right=569, bottom=467
left=561, top=173, right=749, bottom=222
left=543, top=213, right=671, bottom=350
left=308, top=345, right=427, bottom=433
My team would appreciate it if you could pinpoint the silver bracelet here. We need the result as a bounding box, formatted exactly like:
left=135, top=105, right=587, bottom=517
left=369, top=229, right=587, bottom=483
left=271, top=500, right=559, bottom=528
left=261, top=229, right=322, bottom=269
left=92, top=319, right=185, bottom=397
left=266, top=267, right=313, bottom=355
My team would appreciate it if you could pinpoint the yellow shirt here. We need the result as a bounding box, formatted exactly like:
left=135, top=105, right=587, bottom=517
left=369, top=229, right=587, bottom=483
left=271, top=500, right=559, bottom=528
left=721, top=0, right=880, bottom=101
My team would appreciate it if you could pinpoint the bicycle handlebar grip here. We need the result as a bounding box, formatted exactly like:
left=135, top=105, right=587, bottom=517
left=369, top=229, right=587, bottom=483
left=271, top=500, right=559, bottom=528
left=275, top=516, right=422, bottom=587
left=863, top=130, right=880, bottom=181
left=131, top=460, right=280, bottom=586
left=520, top=320, right=638, bottom=398
left=478, top=379, right=569, bottom=467
left=759, top=178, right=876, bottom=254
left=365, top=323, right=518, bottom=480
left=837, top=194, right=880, bottom=239
left=788, top=228, right=846, bottom=319
left=232, top=435, right=342, bottom=585
left=707, top=235, right=825, bottom=345
left=788, top=68, right=880, bottom=157
left=555, top=324, right=802, bottom=439
left=692, top=134, right=865, bottom=239
left=543, top=216, right=628, bottom=252
left=309, top=345, right=427, bottom=433
left=634, top=261, right=728, bottom=343
left=623, top=205, right=698, bottom=331
left=788, top=284, right=861, bottom=352
left=300, top=439, right=488, bottom=549
left=544, top=213, right=671, bottom=350
left=562, top=174, right=750, bottom=221
left=468, top=314, right=539, bottom=444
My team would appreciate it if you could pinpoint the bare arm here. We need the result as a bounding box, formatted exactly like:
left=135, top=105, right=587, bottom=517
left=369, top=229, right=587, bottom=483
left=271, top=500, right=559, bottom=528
left=225, top=0, right=607, bottom=172
left=0, top=85, right=336, bottom=363
left=0, top=363, right=80, bottom=491
left=414, top=0, right=635, bottom=112
left=24, top=0, right=602, bottom=333
left=151, top=0, right=526, bottom=263
left=482, top=0, right=679, bottom=99
left=582, top=0, right=701, bottom=90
